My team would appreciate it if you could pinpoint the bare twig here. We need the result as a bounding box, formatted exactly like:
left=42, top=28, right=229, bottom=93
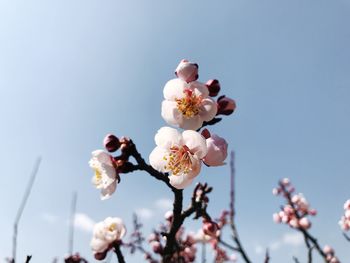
left=228, top=152, right=252, bottom=263
left=12, top=157, right=41, bottom=263
left=25, top=256, right=32, bottom=263
left=343, top=232, right=350, bottom=242
left=308, top=246, right=314, bottom=263
left=264, top=249, right=270, bottom=263
left=293, top=256, right=300, bottom=263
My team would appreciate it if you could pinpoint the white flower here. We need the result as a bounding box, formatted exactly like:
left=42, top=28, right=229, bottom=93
left=161, top=79, right=217, bottom=130
left=149, top=127, right=207, bottom=189
left=194, top=229, right=213, bottom=243
left=203, top=134, right=228, bottom=166
left=89, top=150, right=118, bottom=200
left=90, top=217, right=126, bottom=254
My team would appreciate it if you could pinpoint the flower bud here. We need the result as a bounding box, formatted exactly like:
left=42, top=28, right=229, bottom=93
left=151, top=241, right=163, bottom=254
left=217, top=96, right=236, bottom=115
left=299, top=217, right=311, bottom=229
left=202, top=220, right=219, bottom=237
left=206, top=79, right=221, bottom=97
left=203, top=134, right=228, bottom=166
left=94, top=251, right=107, bottom=261
left=273, top=213, right=281, bottom=223
left=175, top=59, right=199, bottom=83
left=323, top=245, right=334, bottom=255
left=103, top=134, right=120, bottom=152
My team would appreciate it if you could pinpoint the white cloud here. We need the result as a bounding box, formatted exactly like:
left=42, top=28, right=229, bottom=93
left=255, top=245, right=264, bottom=255
left=255, top=232, right=303, bottom=254
left=155, top=198, right=173, bottom=211
left=74, top=213, right=95, bottom=233
left=282, top=232, right=303, bottom=246
left=135, top=208, right=154, bottom=220
left=41, top=213, right=58, bottom=224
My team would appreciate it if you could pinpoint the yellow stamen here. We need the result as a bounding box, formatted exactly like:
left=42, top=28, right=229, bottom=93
left=108, top=223, right=117, bottom=232
left=164, top=145, right=193, bottom=175
left=176, top=89, right=202, bottom=118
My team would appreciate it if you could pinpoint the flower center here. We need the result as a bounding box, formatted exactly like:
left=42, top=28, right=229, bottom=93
left=108, top=223, right=117, bottom=232
left=94, top=168, right=102, bottom=181
left=175, top=89, right=202, bottom=118
left=164, top=145, right=193, bottom=175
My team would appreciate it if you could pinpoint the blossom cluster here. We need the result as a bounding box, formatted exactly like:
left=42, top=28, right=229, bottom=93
left=339, top=199, right=350, bottom=232
left=323, top=245, right=340, bottom=263
left=90, top=217, right=126, bottom=260
left=272, top=178, right=316, bottom=230
left=149, top=59, right=235, bottom=189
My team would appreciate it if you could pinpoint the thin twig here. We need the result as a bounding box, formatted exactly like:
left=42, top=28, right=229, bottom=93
left=229, top=152, right=252, bottom=263
left=343, top=232, right=350, bottom=242
left=264, top=249, right=270, bottom=263
left=25, top=256, right=32, bottom=263
left=12, top=157, right=41, bottom=263
left=308, top=246, right=314, bottom=263
left=293, top=256, right=300, bottom=263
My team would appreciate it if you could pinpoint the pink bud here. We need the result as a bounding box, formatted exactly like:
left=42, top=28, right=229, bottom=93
left=203, top=134, right=228, bottom=166
left=273, top=213, right=281, bottom=223
left=201, top=128, right=211, bottom=139
left=164, top=210, right=173, bottom=221
left=344, top=200, right=350, bottom=210
left=151, top=241, right=162, bottom=254
left=175, top=59, right=198, bottom=83
left=206, top=79, right=221, bottom=97
left=281, top=178, right=290, bottom=186
left=289, top=218, right=299, bottom=228
left=103, top=134, right=120, bottom=152
left=309, top=209, right=317, bottom=216
left=345, top=210, right=350, bottom=219
left=217, top=96, right=236, bottom=115
left=202, top=220, right=219, bottom=237
left=299, top=217, right=311, bottom=229
left=94, top=251, right=107, bottom=261
left=272, top=188, right=280, bottom=195
left=323, top=245, right=334, bottom=255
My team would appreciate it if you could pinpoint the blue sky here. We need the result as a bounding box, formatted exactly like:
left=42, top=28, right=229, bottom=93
left=1, top=0, right=350, bottom=262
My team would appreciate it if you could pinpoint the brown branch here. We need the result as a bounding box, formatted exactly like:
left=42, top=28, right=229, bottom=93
left=25, top=256, right=32, bottom=263
left=228, top=152, right=252, bottom=263
left=217, top=239, right=239, bottom=252
left=113, top=243, right=126, bottom=263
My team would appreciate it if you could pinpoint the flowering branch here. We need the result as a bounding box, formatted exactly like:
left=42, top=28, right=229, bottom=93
left=278, top=181, right=327, bottom=261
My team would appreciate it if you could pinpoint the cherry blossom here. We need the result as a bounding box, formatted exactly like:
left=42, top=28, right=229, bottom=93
left=175, top=59, right=199, bottom=83
left=161, top=78, right=217, bottom=130
left=90, top=217, right=126, bottom=258
left=149, top=127, right=207, bottom=189
left=89, top=150, right=118, bottom=200
left=339, top=199, right=350, bottom=231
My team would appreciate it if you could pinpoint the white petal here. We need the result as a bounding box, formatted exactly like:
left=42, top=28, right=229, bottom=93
left=189, top=81, right=209, bottom=98
left=163, top=78, right=187, bottom=100
left=154, top=126, right=183, bottom=148
left=100, top=181, right=117, bottom=200
left=199, top=98, right=218, bottom=122
left=149, top=146, right=170, bottom=173
left=182, top=130, right=207, bottom=159
left=90, top=238, right=109, bottom=253
left=179, top=115, right=203, bottom=130
left=169, top=174, right=194, bottom=189
left=187, top=155, right=201, bottom=179
left=161, top=100, right=183, bottom=127
left=91, top=150, right=113, bottom=166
